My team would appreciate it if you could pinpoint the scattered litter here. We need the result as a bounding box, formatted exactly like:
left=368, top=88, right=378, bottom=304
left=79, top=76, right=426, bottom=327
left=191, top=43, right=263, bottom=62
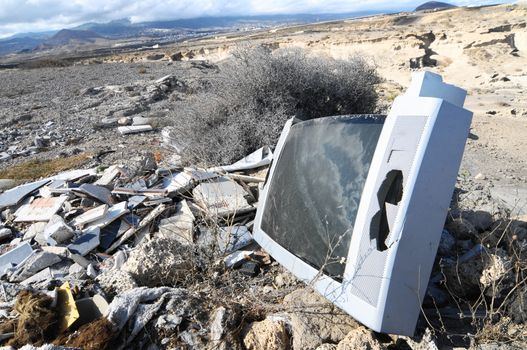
left=14, top=196, right=68, bottom=222
left=56, top=281, right=80, bottom=333
left=118, top=125, right=153, bottom=135
left=208, top=146, right=273, bottom=173
left=193, top=177, right=253, bottom=217
left=67, top=227, right=100, bottom=256
left=0, top=242, right=33, bottom=277
left=0, top=180, right=50, bottom=209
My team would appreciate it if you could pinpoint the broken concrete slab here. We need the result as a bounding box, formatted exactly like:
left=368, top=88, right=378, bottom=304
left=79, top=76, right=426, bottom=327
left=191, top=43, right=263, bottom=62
left=118, top=125, right=153, bottom=135
left=9, top=251, right=62, bottom=282
left=70, top=204, right=108, bottom=227
left=86, top=201, right=129, bottom=229
left=95, top=165, right=123, bottom=187
left=20, top=266, right=53, bottom=287
left=162, top=168, right=218, bottom=194
left=0, top=179, right=50, bottom=209
left=43, top=214, right=75, bottom=245
left=68, top=227, right=101, bottom=256
left=50, top=168, right=97, bottom=181
left=158, top=200, right=194, bottom=244
left=75, top=294, right=109, bottom=327
left=72, top=183, right=114, bottom=205
left=106, top=203, right=167, bottom=253
left=193, top=177, right=253, bottom=217
left=14, top=195, right=68, bottom=222
left=132, top=116, right=150, bottom=126
left=0, top=242, right=33, bottom=277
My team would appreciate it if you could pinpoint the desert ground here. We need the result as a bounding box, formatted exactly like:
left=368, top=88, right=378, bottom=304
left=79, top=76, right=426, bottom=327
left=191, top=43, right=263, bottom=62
left=1, top=3, right=527, bottom=349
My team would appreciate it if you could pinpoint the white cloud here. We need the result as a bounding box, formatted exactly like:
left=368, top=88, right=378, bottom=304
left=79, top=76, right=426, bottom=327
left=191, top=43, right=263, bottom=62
left=0, top=0, right=511, bottom=37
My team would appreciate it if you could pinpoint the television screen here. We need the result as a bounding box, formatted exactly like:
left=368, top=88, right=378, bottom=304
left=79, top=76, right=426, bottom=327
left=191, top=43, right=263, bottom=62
left=261, top=115, right=385, bottom=280
left=253, top=71, right=473, bottom=335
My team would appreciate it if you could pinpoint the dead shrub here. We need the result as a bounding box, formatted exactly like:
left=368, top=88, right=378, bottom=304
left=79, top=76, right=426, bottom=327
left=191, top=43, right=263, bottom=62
left=170, top=46, right=381, bottom=165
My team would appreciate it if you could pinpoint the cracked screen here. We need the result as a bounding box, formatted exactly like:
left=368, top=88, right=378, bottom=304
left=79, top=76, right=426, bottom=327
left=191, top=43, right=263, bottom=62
left=261, top=115, right=385, bottom=281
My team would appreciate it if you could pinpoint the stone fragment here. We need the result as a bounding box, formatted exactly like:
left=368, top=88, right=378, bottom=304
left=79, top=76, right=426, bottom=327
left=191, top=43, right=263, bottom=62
left=43, top=214, right=75, bottom=245
left=118, top=125, right=153, bottom=135
left=0, top=242, right=33, bottom=277
left=0, top=227, right=12, bottom=240
left=67, top=228, right=100, bottom=256
left=23, top=222, right=47, bottom=241
left=132, top=116, right=150, bottom=126
left=336, top=327, right=386, bottom=350
left=197, top=225, right=253, bottom=255
left=463, top=210, right=493, bottom=232
left=192, top=177, right=252, bottom=217
left=243, top=319, right=289, bottom=350
left=96, top=269, right=138, bottom=298
left=158, top=200, right=194, bottom=244
left=445, top=218, right=477, bottom=240
left=9, top=251, right=61, bottom=282
left=283, top=288, right=358, bottom=350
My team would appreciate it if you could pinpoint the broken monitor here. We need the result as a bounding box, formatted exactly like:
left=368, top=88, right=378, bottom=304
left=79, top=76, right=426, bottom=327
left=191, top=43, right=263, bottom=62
left=253, top=72, right=473, bottom=335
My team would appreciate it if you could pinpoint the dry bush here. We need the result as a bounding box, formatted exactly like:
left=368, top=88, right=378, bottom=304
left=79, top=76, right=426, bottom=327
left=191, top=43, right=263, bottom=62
left=170, top=46, right=381, bottom=165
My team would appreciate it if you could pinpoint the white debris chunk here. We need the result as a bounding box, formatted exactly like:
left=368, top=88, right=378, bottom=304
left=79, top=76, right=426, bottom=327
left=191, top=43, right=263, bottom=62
left=118, top=125, right=153, bottom=135
left=192, top=177, right=252, bottom=217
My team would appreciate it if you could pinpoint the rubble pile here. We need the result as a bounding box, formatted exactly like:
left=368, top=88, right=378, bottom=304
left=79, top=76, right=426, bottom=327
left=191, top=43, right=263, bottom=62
left=0, top=141, right=527, bottom=348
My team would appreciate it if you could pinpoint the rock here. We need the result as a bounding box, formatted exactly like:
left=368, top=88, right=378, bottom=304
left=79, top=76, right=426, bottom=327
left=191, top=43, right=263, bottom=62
left=118, top=117, right=132, bottom=125
left=132, top=116, right=150, bottom=126
left=239, top=261, right=260, bottom=277
left=123, top=236, right=195, bottom=287
left=400, top=328, right=438, bottom=350
left=445, top=218, right=477, bottom=240
left=158, top=200, right=194, bottom=245
left=437, top=229, right=456, bottom=256
left=43, top=215, right=75, bottom=245
left=283, top=288, right=358, bottom=350
left=479, top=248, right=512, bottom=289
left=463, top=210, right=493, bottom=232
left=316, top=345, right=337, bottom=350
left=0, top=227, right=12, bottom=240
left=210, top=306, right=227, bottom=343
left=336, top=327, right=386, bottom=350
left=474, top=173, right=486, bottom=180
left=243, top=319, right=289, bottom=350
left=9, top=251, right=61, bottom=282
left=96, top=269, right=138, bottom=298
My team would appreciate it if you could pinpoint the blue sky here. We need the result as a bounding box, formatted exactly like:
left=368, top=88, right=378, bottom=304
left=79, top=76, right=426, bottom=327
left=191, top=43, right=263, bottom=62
left=0, top=0, right=512, bottom=38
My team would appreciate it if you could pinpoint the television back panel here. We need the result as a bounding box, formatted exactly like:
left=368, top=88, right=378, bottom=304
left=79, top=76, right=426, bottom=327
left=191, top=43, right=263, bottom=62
left=253, top=72, right=473, bottom=335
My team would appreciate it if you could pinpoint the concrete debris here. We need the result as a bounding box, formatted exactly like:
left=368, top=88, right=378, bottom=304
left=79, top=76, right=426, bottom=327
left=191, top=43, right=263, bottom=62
left=70, top=204, right=108, bottom=227
left=67, top=227, right=100, bottom=256
left=193, top=177, right=253, bottom=217
left=9, top=251, right=61, bottom=282
left=118, top=125, right=153, bottom=135
left=0, top=242, right=34, bottom=277
left=43, top=215, right=75, bottom=245
left=158, top=200, right=194, bottom=244
left=14, top=196, right=68, bottom=222
left=0, top=180, right=50, bottom=209
left=198, top=225, right=253, bottom=255
left=0, top=136, right=521, bottom=350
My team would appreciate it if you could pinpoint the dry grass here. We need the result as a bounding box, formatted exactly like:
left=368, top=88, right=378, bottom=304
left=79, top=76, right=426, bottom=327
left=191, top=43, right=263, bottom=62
left=0, top=153, right=91, bottom=180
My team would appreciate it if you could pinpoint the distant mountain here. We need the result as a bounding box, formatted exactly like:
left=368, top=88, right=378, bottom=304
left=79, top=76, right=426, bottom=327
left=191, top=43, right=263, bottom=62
left=43, top=29, right=104, bottom=46
left=0, top=10, right=386, bottom=56
left=415, top=1, right=456, bottom=11
left=0, top=36, right=43, bottom=56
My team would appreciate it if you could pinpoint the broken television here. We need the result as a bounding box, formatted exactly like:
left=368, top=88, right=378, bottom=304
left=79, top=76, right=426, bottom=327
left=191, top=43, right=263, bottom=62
left=253, top=72, right=473, bottom=335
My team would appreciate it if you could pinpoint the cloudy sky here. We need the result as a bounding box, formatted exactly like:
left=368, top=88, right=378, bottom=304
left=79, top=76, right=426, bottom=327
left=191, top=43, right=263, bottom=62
left=0, top=0, right=511, bottom=38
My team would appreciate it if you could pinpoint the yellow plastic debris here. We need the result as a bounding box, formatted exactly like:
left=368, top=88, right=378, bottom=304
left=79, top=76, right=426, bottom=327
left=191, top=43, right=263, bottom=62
left=56, top=281, right=80, bottom=333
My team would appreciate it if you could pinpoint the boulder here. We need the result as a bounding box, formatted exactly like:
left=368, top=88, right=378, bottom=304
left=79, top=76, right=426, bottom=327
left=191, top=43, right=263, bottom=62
left=336, top=327, right=386, bottom=350
left=283, top=288, right=358, bottom=350
left=243, top=319, right=290, bottom=350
